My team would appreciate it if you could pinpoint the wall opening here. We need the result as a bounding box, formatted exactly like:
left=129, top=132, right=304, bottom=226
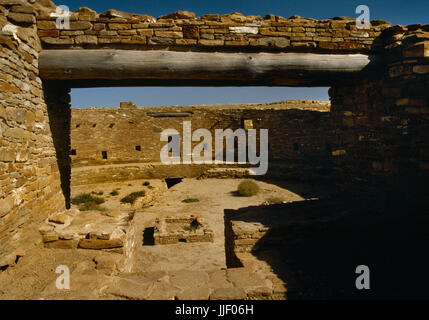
left=102, top=151, right=108, bottom=159
left=165, top=177, right=183, bottom=189
left=136, top=145, right=141, bottom=151
left=293, top=143, right=300, bottom=151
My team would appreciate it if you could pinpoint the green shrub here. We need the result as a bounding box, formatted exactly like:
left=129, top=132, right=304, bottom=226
left=237, top=179, right=260, bottom=197
left=72, top=193, right=105, bottom=205
left=182, top=198, right=200, bottom=203
left=110, top=190, right=119, bottom=196
left=91, top=191, right=104, bottom=196
left=120, top=191, right=145, bottom=204
left=143, top=181, right=151, bottom=186
left=72, top=193, right=105, bottom=211
left=79, top=202, right=106, bottom=212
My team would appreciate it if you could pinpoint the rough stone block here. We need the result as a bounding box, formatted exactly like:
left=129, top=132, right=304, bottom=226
left=78, top=238, right=123, bottom=249
left=7, top=12, right=35, bottom=24
left=210, top=287, right=246, bottom=300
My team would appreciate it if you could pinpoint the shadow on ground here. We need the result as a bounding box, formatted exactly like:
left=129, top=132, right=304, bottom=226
left=225, top=192, right=429, bottom=299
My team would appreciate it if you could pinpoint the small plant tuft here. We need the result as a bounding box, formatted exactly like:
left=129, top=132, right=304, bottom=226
left=182, top=198, right=200, bottom=203
left=120, top=191, right=145, bottom=204
left=72, top=193, right=105, bottom=211
left=237, top=179, right=260, bottom=197
left=143, top=181, right=151, bottom=186
left=110, top=190, right=119, bottom=196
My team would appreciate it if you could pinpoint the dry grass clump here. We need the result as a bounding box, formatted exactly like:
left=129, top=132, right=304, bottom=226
left=182, top=198, right=200, bottom=203
left=237, top=179, right=260, bottom=197
left=71, top=193, right=105, bottom=211
left=120, top=191, right=145, bottom=204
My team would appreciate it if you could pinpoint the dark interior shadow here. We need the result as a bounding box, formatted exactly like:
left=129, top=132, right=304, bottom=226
left=225, top=194, right=429, bottom=299
left=44, top=81, right=71, bottom=209
left=142, top=227, right=155, bottom=246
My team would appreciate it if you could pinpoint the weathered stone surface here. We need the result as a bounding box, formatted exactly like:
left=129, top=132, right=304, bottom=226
left=158, top=11, right=195, bottom=20
left=48, top=213, right=69, bottom=224
left=0, top=253, right=16, bottom=268
left=210, top=287, right=246, bottom=300
left=169, top=270, right=209, bottom=289
left=75, top=35, right=98, bottom=44
left=44, top=240, right=78, bottom=249
left=0, top=195, right=14, bottom=217
left=78, top=239, right=123, bottom=249
left=68, top=21, right=93, bottom=30
left=105, top=277, right=152, bottom=300
left=7, top=12, right=35, bottom=24
left=176, top=286, right=211, bottom=300
left=94, top=254, right=119, bottom=271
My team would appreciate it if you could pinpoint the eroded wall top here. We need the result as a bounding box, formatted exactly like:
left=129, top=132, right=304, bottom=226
left=34, top=4, right=393, bottom=53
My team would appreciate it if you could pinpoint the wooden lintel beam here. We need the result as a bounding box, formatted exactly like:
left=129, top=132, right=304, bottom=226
left=39, top=50, right=382, bottom=87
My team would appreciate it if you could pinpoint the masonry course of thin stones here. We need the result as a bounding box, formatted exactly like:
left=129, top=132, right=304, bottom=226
left=0, top=0, right=66, bottom=263
left=34, top=6, right=392, bottom=52
left=70, top=101, right=331, bottom=160
left=329, top=26, right=429, bottom=193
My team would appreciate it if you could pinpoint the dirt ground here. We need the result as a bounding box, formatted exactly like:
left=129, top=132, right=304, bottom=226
left=0, top=177, right=331, bottom=300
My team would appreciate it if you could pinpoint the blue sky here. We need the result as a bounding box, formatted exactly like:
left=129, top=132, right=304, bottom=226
left=67, top=0, right=429, bottom=108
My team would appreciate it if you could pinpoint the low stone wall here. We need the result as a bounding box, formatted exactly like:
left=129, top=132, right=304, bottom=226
left=153, top=216, right=214, bottom=245
left=36, top=7, right=391, bottom=53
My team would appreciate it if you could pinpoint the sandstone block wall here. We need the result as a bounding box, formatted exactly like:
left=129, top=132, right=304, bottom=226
left=35, top=8, right=391, bottom=53
left=70, top=100, right=332, bottom=172
left=330, top=26, right=429, bottom=196
left=0, top=0, right=65, bottom=258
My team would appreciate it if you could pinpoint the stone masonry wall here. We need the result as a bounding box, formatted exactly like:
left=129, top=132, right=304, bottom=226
left=36, top=7, right=391, bottom=53
left=330, top=25, right=429, bottom=196
left=0, top=0, right=65, bottom=260
left=70, top=101, right=331, bottom=171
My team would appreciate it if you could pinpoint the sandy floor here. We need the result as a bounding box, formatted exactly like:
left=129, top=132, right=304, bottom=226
left=132, top=178, right=307, bottom=272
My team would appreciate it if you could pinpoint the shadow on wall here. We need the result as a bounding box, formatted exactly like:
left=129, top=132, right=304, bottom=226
left=225, top=193, right=429, bottom=299
left=44, top=81, right=72, bottom=209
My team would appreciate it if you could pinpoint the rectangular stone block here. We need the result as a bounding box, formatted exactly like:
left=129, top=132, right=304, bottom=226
left=154, top=31, right=183, bottom=38
left=198, top=39, right=224, bottom=46
left=78, top=239, right=123, bottom=249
